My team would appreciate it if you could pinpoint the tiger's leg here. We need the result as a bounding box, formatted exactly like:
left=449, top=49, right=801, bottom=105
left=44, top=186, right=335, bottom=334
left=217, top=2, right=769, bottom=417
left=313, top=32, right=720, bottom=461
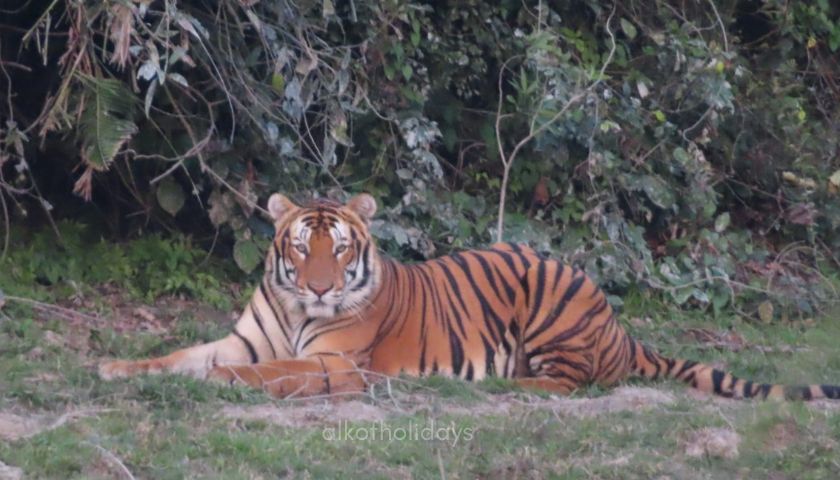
left=99, top=335, right=252, bottom=380
left=207, top=355, right=366, bottom=398
left=513, top=346, right=595, bottom=395
left=515, top=376, right=579, bottom=395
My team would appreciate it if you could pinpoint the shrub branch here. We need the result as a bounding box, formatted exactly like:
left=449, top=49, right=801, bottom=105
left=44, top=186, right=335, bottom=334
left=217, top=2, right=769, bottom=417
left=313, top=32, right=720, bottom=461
left=494, top=4, right=617, bottom=242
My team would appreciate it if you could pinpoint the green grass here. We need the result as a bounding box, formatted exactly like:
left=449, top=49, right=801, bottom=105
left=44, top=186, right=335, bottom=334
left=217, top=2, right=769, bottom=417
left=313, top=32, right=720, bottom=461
left=2, top=260, right=840, bottom=478
left=0, top=222, right=242, bottom=309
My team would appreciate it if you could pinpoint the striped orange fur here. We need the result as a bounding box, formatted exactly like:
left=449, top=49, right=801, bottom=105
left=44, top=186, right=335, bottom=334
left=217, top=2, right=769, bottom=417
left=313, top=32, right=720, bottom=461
left=99, top=193, right=840, bottom=401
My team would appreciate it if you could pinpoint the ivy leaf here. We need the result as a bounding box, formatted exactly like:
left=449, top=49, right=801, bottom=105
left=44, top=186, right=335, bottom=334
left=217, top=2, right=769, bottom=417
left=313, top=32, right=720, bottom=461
left=714, top=212, right=730, bottom=233
left=830, top=170, right=840, bottom=187
left=624, top=174, right=675, bottom=210
left=137, top=62, right=157, bottom=81
left=322, top=0, right=335, bottom=17
left=271, top=73, right=285, bottom=94
left=156, top=177, right=185, bottom=216
left=654, top=110, right=666, bottom=123
left=168, top=73, right=189, bottom=88
left=620, top=18, right=637, bottom=40
left=144, top=78, right=158, bottom=118
left=233, top=239, right=261, bottom=273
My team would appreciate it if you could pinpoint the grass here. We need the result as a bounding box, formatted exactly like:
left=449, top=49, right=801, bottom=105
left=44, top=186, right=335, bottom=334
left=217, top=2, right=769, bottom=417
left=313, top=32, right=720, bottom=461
left=2, top=296, right=840, bottom=479
left=1, top=233, right=840, bottom=478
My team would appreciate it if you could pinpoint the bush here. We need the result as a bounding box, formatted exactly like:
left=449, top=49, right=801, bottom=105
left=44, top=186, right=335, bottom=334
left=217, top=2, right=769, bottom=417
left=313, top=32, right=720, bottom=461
left=0, top=0, right=838, bottom=317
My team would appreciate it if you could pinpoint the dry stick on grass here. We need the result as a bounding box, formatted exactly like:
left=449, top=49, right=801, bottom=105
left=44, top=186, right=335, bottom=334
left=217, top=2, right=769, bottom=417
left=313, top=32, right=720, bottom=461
left=88, top=443, right=136, bottom=480
left=494, top=4, right=617, bottom=242
left=3, top=295, right=105, bottom=324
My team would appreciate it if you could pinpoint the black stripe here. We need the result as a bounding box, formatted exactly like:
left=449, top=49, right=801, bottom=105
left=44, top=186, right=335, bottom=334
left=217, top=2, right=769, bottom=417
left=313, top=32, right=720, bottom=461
left=469, top=252, right=511, bottom=308
left=294, top=317, right=319, bottom=353
left=542, top=296, right=607, bottom=348
left=350, top=243, right=373, bottom=292
left=550, top=264, right=565, bottom=295
left=251, top=302, right=277, bottom=359
left=491, top=263, right=518, bottom=306
left=260, top=281, right=293, bottom=347
left=742, top=380, right=754, bottom=398
left=233, top=330, right=258, bottom=363
left=686, top=371, right=697, bottom=388
left=416, top=265, right=445, bottom=329
left=451, top=253, right=503, bottom=344
left=525, top=273, right=586, bottom=343
left=437, top=274, right=467, bottom=337
left=487, top=250, right=521, bottom=281
left=272, top=242, right=285, bottom=285
left=318, top=357, right=331, bottom=394
left=759, top=383, right=772, bottom=399
left=524, top=260, right=547, bottom=328
left=675, top=360, right=698, bottom=378
left=711, top=369, right=725, bottom=395
left=821, top=385, right=840, bottom=399
left=449, top=331, right=464, bottom=376
left=643, top=347, right=661, bottom=380
left=416, top=268, right=428, bottom=345
left=419, top=336, right=427, bottom=375
left=481, top=334, right=496, bottom=376
left=437, top=260, right=471, bottom=334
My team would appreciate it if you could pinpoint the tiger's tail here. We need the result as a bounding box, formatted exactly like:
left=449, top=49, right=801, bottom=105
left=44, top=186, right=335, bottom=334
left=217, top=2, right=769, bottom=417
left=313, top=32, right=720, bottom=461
left=628, top=338, right=840, bottom=400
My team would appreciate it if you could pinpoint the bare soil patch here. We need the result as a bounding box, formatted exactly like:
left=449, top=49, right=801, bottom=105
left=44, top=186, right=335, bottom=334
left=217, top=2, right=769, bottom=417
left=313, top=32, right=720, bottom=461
left=220, top=386, right=677, bottom=428
left=683, top=427, right=741, bottom=459
left=0, top=409, right=104, bottom=442
left=0, top=460, right=23, bottom=480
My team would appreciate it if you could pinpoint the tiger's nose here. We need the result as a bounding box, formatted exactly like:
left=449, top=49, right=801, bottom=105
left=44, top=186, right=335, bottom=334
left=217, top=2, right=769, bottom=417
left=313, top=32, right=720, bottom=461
left=308, top=282, right=333, bottom=298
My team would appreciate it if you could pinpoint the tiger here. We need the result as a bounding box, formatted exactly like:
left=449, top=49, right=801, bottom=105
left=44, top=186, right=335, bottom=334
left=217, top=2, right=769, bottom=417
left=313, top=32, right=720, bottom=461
left=99, top=193, right=840, bottom=401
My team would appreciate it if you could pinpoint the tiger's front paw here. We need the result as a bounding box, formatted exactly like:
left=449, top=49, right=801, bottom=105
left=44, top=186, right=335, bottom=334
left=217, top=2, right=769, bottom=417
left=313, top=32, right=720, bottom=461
left=206, top=365, right=238, bottom=385
left=98, top=360, right=136, bottom=380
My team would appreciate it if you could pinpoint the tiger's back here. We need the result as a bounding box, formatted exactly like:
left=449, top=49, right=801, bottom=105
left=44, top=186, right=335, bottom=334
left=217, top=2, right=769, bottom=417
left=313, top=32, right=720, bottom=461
left=366, top=243, right=629, bottom=392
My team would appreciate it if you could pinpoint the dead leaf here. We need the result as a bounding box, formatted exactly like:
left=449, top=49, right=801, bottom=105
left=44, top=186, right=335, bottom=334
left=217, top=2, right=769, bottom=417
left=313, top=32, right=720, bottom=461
left=758, top=301, right=774, bottom=323
left=294, top=30, right=319, bottom=76
left=681, top=328, right=748, bottom=351
left=784, top=202, right=817, bottom=226
left=134, top=307, right=156, bottom=323
left=108, top=3, right=134, bottom=69
left=42, top=330, right=65, bottom=348
left=72, top=166, right=95, bottom=201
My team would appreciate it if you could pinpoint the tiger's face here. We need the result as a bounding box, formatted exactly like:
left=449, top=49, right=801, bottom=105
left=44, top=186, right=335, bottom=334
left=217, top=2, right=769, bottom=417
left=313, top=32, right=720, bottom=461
left=266, top=193, right=379, bottom=318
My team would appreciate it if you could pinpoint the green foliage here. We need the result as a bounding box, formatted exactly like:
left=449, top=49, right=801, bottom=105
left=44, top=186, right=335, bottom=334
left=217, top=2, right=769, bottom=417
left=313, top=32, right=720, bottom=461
left=0, top=223, right=236, bottom=308
left=75, top=74, right=139, bottom=172
left=1, top=0, right=839, bottom=315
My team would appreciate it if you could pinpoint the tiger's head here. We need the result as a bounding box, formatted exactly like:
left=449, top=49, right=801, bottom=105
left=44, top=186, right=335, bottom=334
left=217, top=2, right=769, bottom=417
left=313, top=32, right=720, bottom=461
left=265, top=193, right=380, bottom=318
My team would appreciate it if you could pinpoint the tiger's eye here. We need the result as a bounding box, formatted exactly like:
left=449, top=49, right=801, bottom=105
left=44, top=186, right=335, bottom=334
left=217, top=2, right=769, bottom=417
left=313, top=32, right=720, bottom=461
left=335, top=244, right=348, bottom=255
left=294, top=244, right=307, bottom=254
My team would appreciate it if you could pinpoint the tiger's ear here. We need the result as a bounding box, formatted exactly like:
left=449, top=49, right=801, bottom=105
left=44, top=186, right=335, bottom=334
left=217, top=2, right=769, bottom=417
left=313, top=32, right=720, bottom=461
left=346, top=193, right=377, bottom=223
left=267, top=193, right=298, bottom=222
